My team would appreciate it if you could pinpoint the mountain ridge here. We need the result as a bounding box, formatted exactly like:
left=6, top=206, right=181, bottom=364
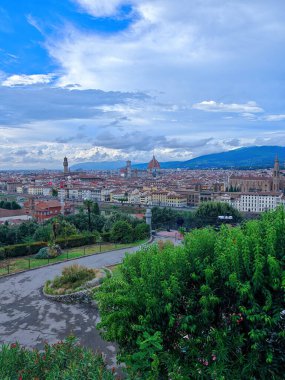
left=70, top=146, right=285, bottom=171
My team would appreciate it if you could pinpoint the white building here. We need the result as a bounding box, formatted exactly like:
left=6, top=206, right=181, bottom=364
left=28, top=186, right=44, bottom=196
left=220, top=192, right=284, bottom=213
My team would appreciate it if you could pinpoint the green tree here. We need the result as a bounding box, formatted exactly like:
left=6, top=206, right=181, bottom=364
left=96, top=208, right=285, bottom=379
left=110, top=220, right=133, bottom=243
left=151, top=207, right=178, bottom=229
left=83, top=199, right=93, bottom=232
left=195, top=201, right=242, bottom=227
left=134, top=223, right=150, bottom=240
left=17, top=220, right=38, bottom=242
left=33, top=224, right=53, bottom=242
left=92, top=202, right=100, bottom=215
left=0, top=223, right=17, bottom=245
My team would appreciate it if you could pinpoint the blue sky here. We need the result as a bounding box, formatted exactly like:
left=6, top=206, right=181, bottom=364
left=1, top=0, right=285, bottom=169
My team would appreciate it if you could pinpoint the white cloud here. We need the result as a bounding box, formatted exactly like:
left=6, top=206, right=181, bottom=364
left=192, top=100, right=263, bottom=114
left=264, top=114, right=285, bottom=121
left=40, top=0, right=285, bottom=96
left=2, top=74, right=55, bottom=87
left=72, top=0, right=132, bottom=17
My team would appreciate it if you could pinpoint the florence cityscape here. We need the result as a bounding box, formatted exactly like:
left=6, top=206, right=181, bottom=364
left=0, top=1, right=284, bottom=379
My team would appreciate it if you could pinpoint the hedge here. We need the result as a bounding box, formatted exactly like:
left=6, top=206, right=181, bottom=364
left=0, top=234, right=100, bottom=260
left=0, top=241, right=47, bottom=260
left=55, top=234, right=98, bottom=248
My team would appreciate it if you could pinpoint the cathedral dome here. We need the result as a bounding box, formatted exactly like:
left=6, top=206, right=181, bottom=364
left=147, top=155, right=161, bottom=170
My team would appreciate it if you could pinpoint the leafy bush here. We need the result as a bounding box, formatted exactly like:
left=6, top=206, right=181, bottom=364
left=0, top=336, right=114, bottom=379
left=134, top=223, right=150, bottom=240
left=110, top=221, right=133, bottom=243
left=34, top=245, right=62, bottom=259
left=32, top=224, right=53, bottom=242
left=0, top=200, right=21, bottom=210
left=45, top=264, right=98, bottom=295
left=101, top=231, right=111, bottom=242
left=96, top=208, right=285, bottom=379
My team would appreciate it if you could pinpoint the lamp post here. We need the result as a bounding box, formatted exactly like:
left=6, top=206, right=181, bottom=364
left=145, top=207, right=152, bottom=238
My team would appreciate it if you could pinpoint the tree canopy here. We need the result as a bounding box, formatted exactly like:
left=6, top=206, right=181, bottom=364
left=96, top=207, right=285, bottom=379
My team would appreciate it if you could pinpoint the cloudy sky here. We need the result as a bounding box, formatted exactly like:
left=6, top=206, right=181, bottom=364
left=0, top=0, right=285, bottom=169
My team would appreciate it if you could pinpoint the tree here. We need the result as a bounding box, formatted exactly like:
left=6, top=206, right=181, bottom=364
left=96, top=208, right=285, bottom=379
left=134, top=223, right=150, bottom=240
left=194, top=201, right=242, bottom=227
left=92, top=202, right=100, bottom=215
left=110, top=220, right=133, bottom=243
left=66, top=213, right=105, bottom=233
left=151, top=207, right=178, bottom=229
left=33, top=224, right=53, bottom=242
left=83, top=199, right=93, bottom=232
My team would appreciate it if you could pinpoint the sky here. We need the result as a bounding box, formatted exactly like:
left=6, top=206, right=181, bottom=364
left=0, top=0, right=285, bottom=169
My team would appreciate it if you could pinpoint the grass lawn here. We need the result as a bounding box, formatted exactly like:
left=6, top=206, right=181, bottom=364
left=0, top=240, right=147, bottom=277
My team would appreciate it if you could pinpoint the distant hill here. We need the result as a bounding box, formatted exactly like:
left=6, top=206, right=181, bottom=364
left=70, top=161, right=127, bottom=171
left=71, top=146, right=285, bottom=171
left=171, top=146, right=285, bottom=169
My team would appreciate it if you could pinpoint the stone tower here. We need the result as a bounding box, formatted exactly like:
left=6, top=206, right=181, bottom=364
left=273, top=155, right=280, bottom=192
left=145, top=208, right=152, bottom=231
left=126, top=160, right=132, bottom=178
left=63, top=157, right=69, bottom=174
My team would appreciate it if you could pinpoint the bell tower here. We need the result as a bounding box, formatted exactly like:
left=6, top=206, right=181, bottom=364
left=63, top=157, right=69, bottom=174
left=273, top=155, right=280, bottom=192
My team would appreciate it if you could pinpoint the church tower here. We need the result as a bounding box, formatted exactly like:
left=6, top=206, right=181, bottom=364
left=273, top=155, right=280, bottom=192
left=63, top=157, right=69, bottom=174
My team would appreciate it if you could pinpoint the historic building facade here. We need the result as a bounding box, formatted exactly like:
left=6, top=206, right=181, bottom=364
left=229, top=156, right=283, bottom=193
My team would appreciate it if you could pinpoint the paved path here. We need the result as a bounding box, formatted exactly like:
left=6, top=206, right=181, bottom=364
left=0, top=244, right=146, bottom=368
left=0, top=235, right=179, bottom=369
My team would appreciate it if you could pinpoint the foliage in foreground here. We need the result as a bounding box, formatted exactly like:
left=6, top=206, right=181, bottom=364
left=96, top=207, right=285, bottom=379
left=0, top=336, right=115, bottom=380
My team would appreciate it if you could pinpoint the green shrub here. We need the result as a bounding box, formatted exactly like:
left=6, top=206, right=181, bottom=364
left=0, top=336, right=114, bottom=379
left=96, top=208, right=285, bottom=379
left=34, top=245, right=62, bottom=259
left=61, top=264, right=95, bottom=284
left=45, top=264, right=98, bottom=295
left=110, top=221, right=133, bottom=243
left=0, top=241, right=47, bottom=260
left=101, top=231, right=111, bottom=242
left=134, top=223, right=150, bottom=240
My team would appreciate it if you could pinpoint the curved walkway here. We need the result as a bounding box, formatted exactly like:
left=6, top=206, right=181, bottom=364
left=0, top=243, right=147, bottom=367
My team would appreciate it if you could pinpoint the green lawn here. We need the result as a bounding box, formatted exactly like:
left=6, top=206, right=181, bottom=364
left=0, top=240, right=147, bottom=277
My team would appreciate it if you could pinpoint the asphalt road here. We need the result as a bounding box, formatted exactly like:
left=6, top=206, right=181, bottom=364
left=0, top=244, right=145, bottom=368
left=0, top=235, right=179, bottom=370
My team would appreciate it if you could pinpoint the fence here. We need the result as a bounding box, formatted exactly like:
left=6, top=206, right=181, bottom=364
left=0, top=242, right=124, bottom=277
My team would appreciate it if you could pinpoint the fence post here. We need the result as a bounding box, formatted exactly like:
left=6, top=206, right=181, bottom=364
left=67, top=250, right=69, bottom=260
left=100, top=243, right=101, bottom=253
left=84, top=247, right=85, bottom=256
left=28, top=258, right=31, bottom=269
left=7, top=264, right=9, bottom=274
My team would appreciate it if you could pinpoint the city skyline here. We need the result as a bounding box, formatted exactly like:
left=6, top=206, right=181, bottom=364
left=1, top=0, right=285, bottom=169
